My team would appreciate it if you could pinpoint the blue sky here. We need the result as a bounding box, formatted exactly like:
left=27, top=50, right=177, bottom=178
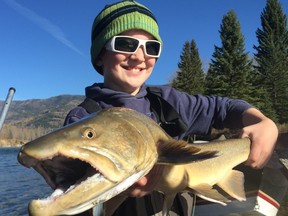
left=1, top=0, right=287, bottom=101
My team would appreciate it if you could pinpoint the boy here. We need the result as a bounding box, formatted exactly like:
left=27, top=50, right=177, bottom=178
left=64, top=1, right=278, bottom=215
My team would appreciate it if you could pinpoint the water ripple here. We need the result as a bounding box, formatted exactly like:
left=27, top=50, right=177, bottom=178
left=0, top=148, right=51, bottom=216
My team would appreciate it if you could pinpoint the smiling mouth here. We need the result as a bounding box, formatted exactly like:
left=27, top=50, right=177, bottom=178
left=123, top=65, right=145, bottom=72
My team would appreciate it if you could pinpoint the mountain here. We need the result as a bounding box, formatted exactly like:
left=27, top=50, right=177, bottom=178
left=0, top=95, right=85, bottom=130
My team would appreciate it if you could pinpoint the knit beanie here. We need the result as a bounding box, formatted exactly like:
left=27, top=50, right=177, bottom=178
left=90, top=0, right=162, bottom=74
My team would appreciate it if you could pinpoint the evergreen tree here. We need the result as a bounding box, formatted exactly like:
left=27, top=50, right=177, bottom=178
left=205, top=10, right=256, bottom=104
left=172, top=41, right=192, bottom=93
left=254, top=0, right=288, bottom=123
left=171, top=40, right=205, bottom=95
left=190, top=40, right=206, bottom=94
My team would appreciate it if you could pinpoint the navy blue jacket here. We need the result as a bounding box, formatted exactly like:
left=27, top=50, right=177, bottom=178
left=64, top=83, right=252, bottom=139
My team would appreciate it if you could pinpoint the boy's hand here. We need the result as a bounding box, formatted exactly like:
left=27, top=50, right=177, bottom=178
left=241, top=108, right=278, bottom=169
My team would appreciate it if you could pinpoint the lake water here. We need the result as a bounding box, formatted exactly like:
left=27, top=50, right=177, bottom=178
left=0, top=147, right=51, bottom=216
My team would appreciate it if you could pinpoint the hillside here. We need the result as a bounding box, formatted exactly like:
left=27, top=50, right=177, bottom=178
left=0, top=95, right=85, bottom=146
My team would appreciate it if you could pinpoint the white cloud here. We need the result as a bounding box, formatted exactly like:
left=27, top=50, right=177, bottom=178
left=4, top=0, right=84, bottom=56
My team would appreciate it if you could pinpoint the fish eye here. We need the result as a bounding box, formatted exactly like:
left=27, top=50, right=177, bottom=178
left=83, top=128, right=96, bottom=139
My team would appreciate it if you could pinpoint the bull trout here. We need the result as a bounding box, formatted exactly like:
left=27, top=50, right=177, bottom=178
left=18, top=107, right=251, bottom=216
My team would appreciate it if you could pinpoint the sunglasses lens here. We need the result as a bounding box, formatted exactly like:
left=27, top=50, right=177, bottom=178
left=111, top=36, right=161, bottom=57
left=115, top=37, right=138, bottom=52
left=146, top=41, right=161, bottom=56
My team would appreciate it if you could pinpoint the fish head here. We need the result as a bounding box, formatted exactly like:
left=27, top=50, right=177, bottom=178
left=18, top=107, right=159, bottom=215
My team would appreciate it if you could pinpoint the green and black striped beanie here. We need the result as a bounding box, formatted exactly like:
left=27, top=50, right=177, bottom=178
left=90, top=0, right=162, bottom=74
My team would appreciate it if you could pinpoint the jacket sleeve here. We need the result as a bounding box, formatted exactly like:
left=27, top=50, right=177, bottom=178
left=63, top=106, right=89, bottom=126
left=159, top=86, right=253, bottom=136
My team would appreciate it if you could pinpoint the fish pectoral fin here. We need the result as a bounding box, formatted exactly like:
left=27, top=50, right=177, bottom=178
left=157, top=140, right=218, bottom=164
left=189, top=184, right=230, bottom=206
left=216, top=170, right=246, bottom=201
left=162, top=194, right=177, bottom=216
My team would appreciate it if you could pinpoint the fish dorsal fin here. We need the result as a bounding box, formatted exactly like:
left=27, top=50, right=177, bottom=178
left=157, top=140, right=218, bottom=164
left=189, top=184, right=230, bottom=206
left=216, top=170, right=246, bottom=201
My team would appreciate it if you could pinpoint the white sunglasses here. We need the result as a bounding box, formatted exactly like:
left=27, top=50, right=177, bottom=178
left=105, top=36, right=162, bottom=58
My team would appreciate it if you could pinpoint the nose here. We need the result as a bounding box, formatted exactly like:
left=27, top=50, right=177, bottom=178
left=131, top=45, right=145, bottom=61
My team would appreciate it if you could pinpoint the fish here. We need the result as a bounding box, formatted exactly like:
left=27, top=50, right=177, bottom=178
left=17, top=107, right=251, bottom=216
left=156, top=137, right=250, bottom=215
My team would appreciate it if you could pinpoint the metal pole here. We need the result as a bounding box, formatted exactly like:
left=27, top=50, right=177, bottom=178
left=0, top=87, right=16, bottom=132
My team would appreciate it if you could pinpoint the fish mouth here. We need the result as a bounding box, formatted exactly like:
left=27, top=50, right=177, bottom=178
left=18, top=151, right=113, bottom=190
left=18, top=149, right=151, bottom=215
left=31, top=162, right=104, bottom=206
left=18, top=151, right=125, bottom=215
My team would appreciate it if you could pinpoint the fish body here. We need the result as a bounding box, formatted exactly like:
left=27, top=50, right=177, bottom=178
left=156, top=138, right=250, bottom=213
left=18, top=107, right=250, bottom=216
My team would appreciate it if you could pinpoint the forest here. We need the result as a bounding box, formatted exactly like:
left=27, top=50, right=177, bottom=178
left=171, top=0, right=288, bottom=125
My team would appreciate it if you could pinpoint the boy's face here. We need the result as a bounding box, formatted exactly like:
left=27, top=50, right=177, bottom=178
left=98, top=30, right=158, bottom=95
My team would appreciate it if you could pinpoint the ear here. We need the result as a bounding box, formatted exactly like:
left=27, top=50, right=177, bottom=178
left=95, top=49, right=106, bottom=67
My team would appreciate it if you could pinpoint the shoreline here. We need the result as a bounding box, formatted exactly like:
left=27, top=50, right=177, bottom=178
left=0, top=139, right=26, bottom=148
